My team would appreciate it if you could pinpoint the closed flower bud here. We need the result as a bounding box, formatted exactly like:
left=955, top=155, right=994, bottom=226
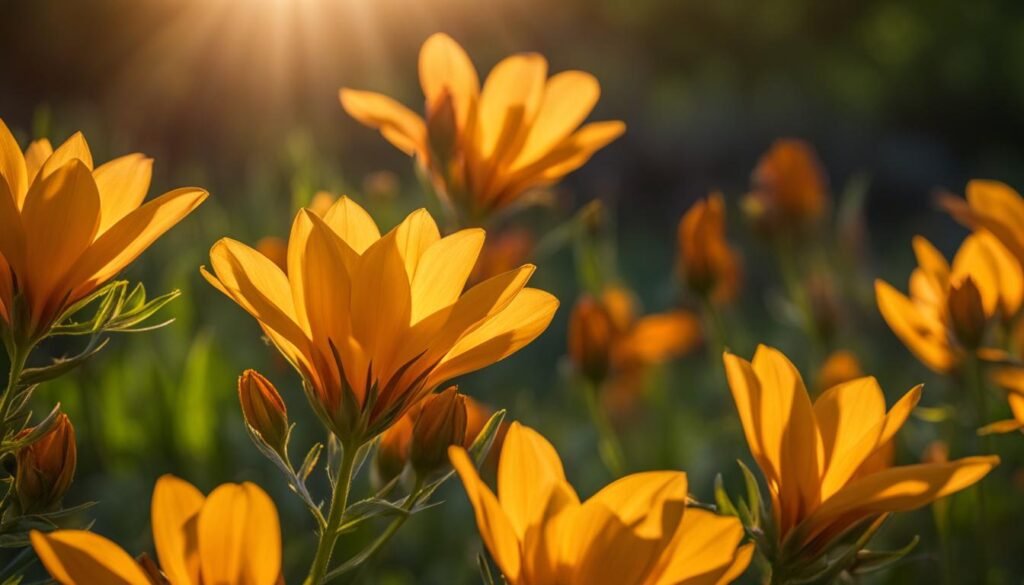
left=411, top=387, right=467, bottom=478
left=677, top=193, right=741, bottom=304
left=747, top=138, right=828, bottom=235
left=16, top=414, right=76, bottom=513
left=375, top=412, right=415, bottom=485
left=948, top=277, right=987, bottom=349
left=568, top=296, right=615, bottom=384
left=426, top=89, right=459, bottom=169
left=816, top=349, right=864, bottom=392
left=238, top=370, right=289, bottom=455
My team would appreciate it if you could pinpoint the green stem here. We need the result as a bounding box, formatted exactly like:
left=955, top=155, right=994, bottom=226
left=775, top=238, right=824, bottom=372
left=328, top=480, right=425, bottom=582
left=304, top=441, right=360, bottom=585
left=0, top=343, right=31, bottom=434
left=582, top=379, right=625, bottom=477
left=964, top=355, right=993, bottom=584
left=700, top=296, right=730, bottom=356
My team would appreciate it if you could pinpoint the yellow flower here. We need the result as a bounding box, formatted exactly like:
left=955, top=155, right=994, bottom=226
left=203, top=197, right=558, bottom=445
left=340, top=33, right=625, bottom=219
left=943, top=180, right=1024, bottom=267
left=744, top=139, right=827, bottom=234
left=0, top=120, right=207, bottom=339
left=31, top=475, right=281, bottom=585
left=677, top=192, right=741, bottom=304
left=875, top=233, right=1023, bottom=373
left=724, top=345, right=998, bottom=557
left=450, top=422, right=753, bottom=585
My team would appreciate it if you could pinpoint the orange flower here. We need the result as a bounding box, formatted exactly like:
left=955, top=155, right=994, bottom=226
left=745, top=139, right=827, bottom=233
left=724, top=346, right=998, bottom=560
left=0, top=121, right=207, bottom=340
left=979, top=367, right=1024, bottom=435
left=15, top=414, right=76, bottom=514
left=203, top=197, right=557, bottom=445
left=569, top=286, right=701, bottom=386
left=31, top=475, right=281, bottom=585
left=815, top=349, right=864, bottom=393
left=875, top=233, right=1023, bottom=373
left=341, top=33, right=625, bottom=219
left=677, top=193, right=741, bottom=304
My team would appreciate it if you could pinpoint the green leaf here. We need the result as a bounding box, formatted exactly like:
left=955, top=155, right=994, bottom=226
left=714, top=473, right=739, bottom=517
left=851, top=535, right=920, bottom=575
left=17, top=338, right=109, bottom=388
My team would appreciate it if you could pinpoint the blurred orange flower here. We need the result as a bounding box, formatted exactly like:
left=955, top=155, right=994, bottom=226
left=450, top=422, right=753, bottom=584
left=744, top=139, right=827, bottom=234
left=815, top=349, right=864, bottom=393
left=724, top=346, right=998, bottom=557
left=677, top=193, right=741, bottom=304
left=341, top=33, right=625, bottom=220
left=0, top=121, right=207, bottom=340
left=569, top=286, right=701, bottom=386
left=943, top=180, right=1024, bottom=267
left=31, top=475, right=281, bottom=585
left=470, top=228, right=534, bottom=285
left=875, top=233, right=1022, bottom=373
left=204, top=197, right=557, bottom=445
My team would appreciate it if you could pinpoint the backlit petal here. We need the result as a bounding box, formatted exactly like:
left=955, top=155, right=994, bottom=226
left=419, top=33, right=480, bottom=129
left=152, top=474, right=205, bottom=585
left=320, top=196, right=381, bottom=255
left=498, top=422, right=578, bottom=540
left=813, top=377, right=886, bottom=499
left=875, top=279, right=956, bottom=373
left=30, top=530, right=151, bottom=585
left=512, top=71, right=600, bottom=170
left=92, top=154, right=153, bottom=234
left=0, top=118, right=27, bottom=203
left=197, top=482, right=281, bottom=585
left=450, top=446, right=522, bottom=582
left=41, top=131, right=94, bottom=178
left=340, top=89, right=427, bottom=157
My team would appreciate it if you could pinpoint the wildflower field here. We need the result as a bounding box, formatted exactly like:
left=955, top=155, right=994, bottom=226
left=2, top=0, right=1024, bottom=583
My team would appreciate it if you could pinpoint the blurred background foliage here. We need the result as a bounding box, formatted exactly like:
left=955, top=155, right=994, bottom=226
left=2, top=0, right=1024, bottom=582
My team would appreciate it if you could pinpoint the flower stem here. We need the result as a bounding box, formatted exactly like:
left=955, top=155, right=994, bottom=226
left=304, top=440, right=359, bottom=585
left=0, top=342, right=31, bottom=434
left=326, top=479, right=425, bottom=582
left=964, top=354, right=993, bottom=584
left=582, top=378, right=625, bottom=477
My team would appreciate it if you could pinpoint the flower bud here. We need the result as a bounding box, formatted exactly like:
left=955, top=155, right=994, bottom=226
left=375, top=410, right=415, bottom=484
left=16, top=414, right=77, bottom=513
left=426, top=89, right=459, bottom=169
left=816, top=350, right=863, bottom=393
left=748, top=138, right=828, bottom=233
left=568, top=296, right=615, bottom=384
left=677, top=193, right=741, bottom=304
left=948, top=277, right=987, bottom=349
left=238, top=370, right=289, bottom=456
left=411, top=387, right=467, bottom=478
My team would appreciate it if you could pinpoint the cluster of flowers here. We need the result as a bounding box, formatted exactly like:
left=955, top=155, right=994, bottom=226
left=0, top=32, right=1008, bottom=585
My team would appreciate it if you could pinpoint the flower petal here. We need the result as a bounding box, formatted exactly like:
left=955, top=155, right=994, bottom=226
left=92, top=154, right=153, bottom=234
left=813, top=377, right=886, bottom=499
left=803, top=456, right=999, bottom=544
left=197, top=482, right=281, bottom=585
left=419, top=33, right=480, bottom=129
left=30, top=530, right=151, bottom=585
left=40, top=131, right=94, bottom=178
left=428, top=287, right=557, bottom=387
left=64, top=187, right=207, bottom=301
left=410, top=228, right=484, bottom=323
left=649, top=508, right=750, bottom=585
left=0, top=118, right=27, bottom=204
left=320, top=195, right=381, bottom=255
left=152, top=474, right=205, bottom=585
left=875, top=279, right=956, bottom=373
left=340, top=89, right=427, bottom=157
left=20, top=160, right=100, bottom=325
left=512, top=70, right=600, bottom=170
left=450, top=445, right=522, bottom=582
left=966, top=180, right=1024, bottom=264
left=498, top=422, right=577, bottom=540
